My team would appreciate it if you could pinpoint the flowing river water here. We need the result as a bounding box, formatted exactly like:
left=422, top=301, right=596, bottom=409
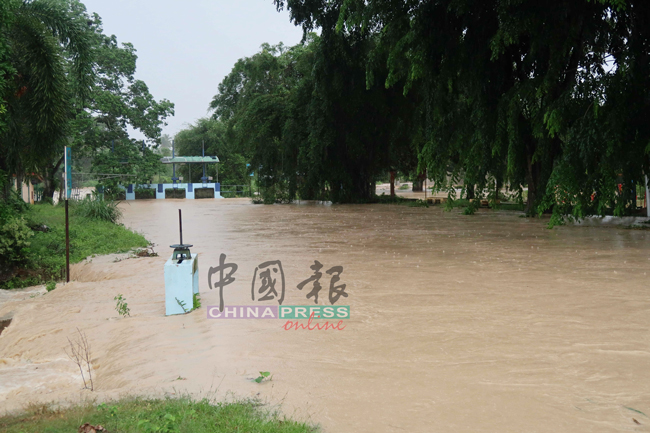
left=1, top=199, right=649, bottom=432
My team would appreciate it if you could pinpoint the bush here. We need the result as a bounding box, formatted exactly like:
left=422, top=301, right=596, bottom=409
left=46, top=280, right=56, bottom=292
left=0, top=216, right=33, bottom=270
left=260, top=182, right=292, bottom=204
left=463, top=199, right=480, bottom=215
left=72, top=197, right=122, bottom=224
left=0, top=188, right=29, bottom=219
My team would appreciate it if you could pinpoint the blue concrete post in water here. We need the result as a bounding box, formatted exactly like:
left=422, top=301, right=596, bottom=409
left=164, top=253, right=198, bottom=315
left=164, top=209, right=199, bottom=316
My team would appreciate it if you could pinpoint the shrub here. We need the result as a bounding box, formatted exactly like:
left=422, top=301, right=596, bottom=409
left=0, top=188, right=29, bottom=219
left=72, top=197, right=122, bottom=224
left=46, top=280, right=56, bottom=292
left=114, top=294, right=130, bottom=317
left=260, top=182, right=292, bottom=204
left=0, top=216, right=33, bottom=270
left=463, top=199, right=480, bottom=215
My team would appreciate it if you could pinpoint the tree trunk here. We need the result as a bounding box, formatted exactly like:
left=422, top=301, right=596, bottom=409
left=466, top=184, right=475, bottom=200
left=525, top=157, right=541, bottom=215
left=43, top=156, right=64, bottom=200
left=15, top=173, right=23, bottom=201
left=495, top=178, right=502, bottom=201
left=412, top=172, right=425, bottom=192
left=645, top=175, right=649, bottom=218
left=389, top=171, right=395, bottom=198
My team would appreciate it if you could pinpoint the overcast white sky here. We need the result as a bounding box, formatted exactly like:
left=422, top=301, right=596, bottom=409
left=81, top=0, right=304, bottom=140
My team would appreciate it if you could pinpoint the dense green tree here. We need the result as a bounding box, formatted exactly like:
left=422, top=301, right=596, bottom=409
left=68, top=1, right=173, bottom=198
left=174, top=117, right=250, bottom=187
left=0, top=1, right=13, bottom=134
left=0, top=0, right=92, bottom=194
left=276, top=0, right=650, bottom=219
left=208, top=32, right=421, bottom=203
left=0, top=0, right=173, bottom=200
left=208, top=41, right=311, bottom=201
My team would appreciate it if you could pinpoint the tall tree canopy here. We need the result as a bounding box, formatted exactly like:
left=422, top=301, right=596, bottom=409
left=174, top=117, right=249, bottom=187
left=0, top=0, right=174, bottom=199
left=274, top=0, right=650, bottom=220
left=0, top=0, right=92, bottom=190
left=206, top=34, right=420, bottom=203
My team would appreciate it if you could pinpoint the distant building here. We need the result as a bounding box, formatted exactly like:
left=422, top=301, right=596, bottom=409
left=11, top=175, right=39, bottom=204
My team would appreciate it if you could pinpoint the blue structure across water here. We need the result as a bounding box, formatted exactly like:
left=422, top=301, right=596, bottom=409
left=119, top=183, right=222, bottom=200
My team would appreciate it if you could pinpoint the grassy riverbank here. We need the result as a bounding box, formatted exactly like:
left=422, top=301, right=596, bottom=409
left=1, top=201, right=148, bottom=289
left=0, top=397, right=316, bottom=433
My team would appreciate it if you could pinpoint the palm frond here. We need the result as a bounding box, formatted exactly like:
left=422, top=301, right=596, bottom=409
left=18, top=0, right=94, bottom=101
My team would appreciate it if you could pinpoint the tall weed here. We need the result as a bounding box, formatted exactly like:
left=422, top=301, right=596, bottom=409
left=72, top=197, right=122, bottom=224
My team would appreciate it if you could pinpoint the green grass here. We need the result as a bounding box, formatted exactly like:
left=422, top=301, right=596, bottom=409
left=0, top=396, right=317, bottom=433
left=1, top=202, right=148, bottom=289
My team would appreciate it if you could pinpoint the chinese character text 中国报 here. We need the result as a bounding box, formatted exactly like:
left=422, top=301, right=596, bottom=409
left=206, top=256, right=348, bottom=311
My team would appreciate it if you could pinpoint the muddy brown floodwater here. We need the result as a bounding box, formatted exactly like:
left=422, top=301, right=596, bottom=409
left=1, top=199, right=650, bottom=432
